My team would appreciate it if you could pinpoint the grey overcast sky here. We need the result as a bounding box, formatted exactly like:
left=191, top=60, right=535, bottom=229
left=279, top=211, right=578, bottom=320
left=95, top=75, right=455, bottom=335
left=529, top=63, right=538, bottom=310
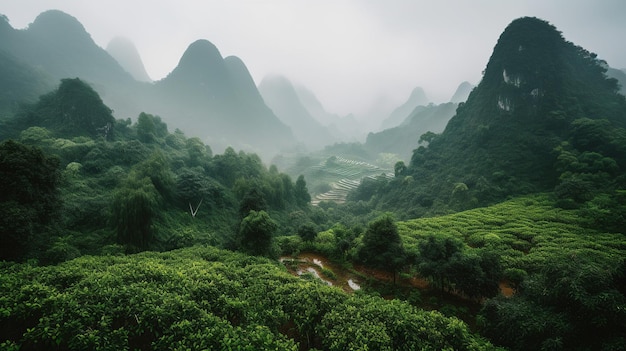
left=3, top=0, right=626, bottom=115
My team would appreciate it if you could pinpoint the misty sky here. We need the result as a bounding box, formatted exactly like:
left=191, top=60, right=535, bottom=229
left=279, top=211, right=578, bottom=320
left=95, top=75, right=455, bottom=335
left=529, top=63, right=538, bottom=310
left=3, top=0, right=626, bottom=116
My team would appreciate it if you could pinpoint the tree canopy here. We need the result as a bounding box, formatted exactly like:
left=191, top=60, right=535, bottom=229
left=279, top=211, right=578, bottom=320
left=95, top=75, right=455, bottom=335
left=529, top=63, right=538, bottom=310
left=238, top=210, right=278, bottom=257
left=0, top=140, right=60, bottom=261
left=358, top=214, right=406, bottom=280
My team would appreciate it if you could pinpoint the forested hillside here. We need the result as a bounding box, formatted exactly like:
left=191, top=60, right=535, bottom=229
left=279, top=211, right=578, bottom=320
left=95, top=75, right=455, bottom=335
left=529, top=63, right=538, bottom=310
left=1, top=13, right=625, bottom=351
left=365, top=102, right=458, bottom=161
left=0, top=11, right=296, bottom=159
left=350, top=17, right=626, bottom=222
left=0, top=78, right=312, bottom=262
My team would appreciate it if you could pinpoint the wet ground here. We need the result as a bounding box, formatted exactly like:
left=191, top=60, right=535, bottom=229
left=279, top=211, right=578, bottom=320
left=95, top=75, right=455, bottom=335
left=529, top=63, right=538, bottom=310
left=280, top=252, right=432, bottom=293
left=280, top=253, right=362, bottom=292
left=280, top=252, right=514, bottom=297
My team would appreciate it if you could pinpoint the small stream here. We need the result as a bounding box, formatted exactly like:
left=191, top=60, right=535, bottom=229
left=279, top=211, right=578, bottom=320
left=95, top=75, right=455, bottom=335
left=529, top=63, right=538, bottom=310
left=297, top=267, right=333, bottom=286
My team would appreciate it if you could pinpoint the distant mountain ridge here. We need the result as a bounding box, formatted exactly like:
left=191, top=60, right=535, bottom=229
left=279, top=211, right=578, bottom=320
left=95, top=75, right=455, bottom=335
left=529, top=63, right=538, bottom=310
left=365, top=102, right=457, bottom=161
left=151, top=40, right=295, bottom=155
left=449, top=81, right=474, bottom=103
left=8, top=10, right=135, bottom=86
left=607, top=67, right=626, bottom=95
left=259, top=75, right=336, bottom=150
left=0, top=10, right=296, bottom=159
left=0, top=49, right=54, bottom=118
left=0, top=10, right=135, bottom=118
left=380, top=87, right=429, bottom=130
left=106, top=36, right=152, bottom=82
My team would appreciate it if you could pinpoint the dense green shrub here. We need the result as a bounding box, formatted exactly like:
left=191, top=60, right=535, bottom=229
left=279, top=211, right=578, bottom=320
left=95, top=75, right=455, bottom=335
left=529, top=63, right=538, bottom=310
left=0, top=246, right=496, bottom=350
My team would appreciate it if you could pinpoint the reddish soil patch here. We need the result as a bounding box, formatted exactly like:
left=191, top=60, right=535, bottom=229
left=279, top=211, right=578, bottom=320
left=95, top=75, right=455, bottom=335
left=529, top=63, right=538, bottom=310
left=499, top=281, right=515, bottom=297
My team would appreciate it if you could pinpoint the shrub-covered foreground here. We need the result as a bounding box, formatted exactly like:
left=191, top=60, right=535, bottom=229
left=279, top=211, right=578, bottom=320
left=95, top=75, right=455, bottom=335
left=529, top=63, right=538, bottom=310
left=0, top=246, right=500, bottom=350
left=397, top=194, right=626, bottom=350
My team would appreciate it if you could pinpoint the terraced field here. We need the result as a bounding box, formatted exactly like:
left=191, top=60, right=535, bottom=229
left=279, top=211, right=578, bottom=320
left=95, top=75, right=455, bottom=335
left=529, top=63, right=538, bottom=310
left=309, top=156, right=393, bottom=205
left=396, top=194, right=626, bottom=272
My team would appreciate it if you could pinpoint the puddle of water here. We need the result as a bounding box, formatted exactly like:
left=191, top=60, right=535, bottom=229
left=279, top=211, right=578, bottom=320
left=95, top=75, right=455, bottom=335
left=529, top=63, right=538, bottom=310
left=281, top=254, right=363, bottom=293
left=297, top=267, right=333, bottom=286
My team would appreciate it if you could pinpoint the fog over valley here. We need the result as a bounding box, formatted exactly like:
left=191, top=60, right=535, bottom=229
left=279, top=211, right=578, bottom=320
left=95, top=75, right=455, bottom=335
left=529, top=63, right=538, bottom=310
left=2, top=2, right=626, bottom=350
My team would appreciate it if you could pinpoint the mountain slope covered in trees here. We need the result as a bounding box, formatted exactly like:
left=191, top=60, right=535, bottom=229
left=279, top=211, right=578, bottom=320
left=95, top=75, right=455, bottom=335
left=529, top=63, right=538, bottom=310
left=0, top=10, right=296, bottom=159
left=106, top=36, right=153, bottom=82
left=151, top=40, right=295, bottom=156
left=380, top=87, right=429, bottom=130
left=365, top=102, right=458, bottom=161
left=352, top=17, right=626, bottom=218
left=258, top=75, right=336, bottom=150
left=0, top=78, right=310, bottom=261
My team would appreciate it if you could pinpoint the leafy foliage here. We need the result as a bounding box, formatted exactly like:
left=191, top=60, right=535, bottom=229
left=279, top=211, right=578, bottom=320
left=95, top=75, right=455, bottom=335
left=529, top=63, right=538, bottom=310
left=397, top=194, right=626, bottom=349
left=238, top=210, right=278, bottom=257
left=1, top=15, right=625, bottom=351
left=5, top=78, right=115, bottom=139
left=358, top=214, right=406, bottom=279
left=111, top=177, right=160, bottom=252
left=318, top=296, right=497, bottom=351
left=480, top=253, right=626, bottom=350
left=0, top=140, right=60, bottom=261
left=0, top=246, right=497, bottom=350
left=0, top=77, right=318, bottom=259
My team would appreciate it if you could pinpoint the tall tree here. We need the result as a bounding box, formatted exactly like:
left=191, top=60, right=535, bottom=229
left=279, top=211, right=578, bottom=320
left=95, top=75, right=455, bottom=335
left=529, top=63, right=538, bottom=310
left=239, top=188, right=268, bottom=218
left=294, top=175, right=311, bottom=207
left=358, top=214, right=406, bottom=283
left=136, top=112, right=156, bottom=143
left=238, top=210, right=277, bottom=257
left=447, top=249, right=502, bottom=299
left=0, top=140, right=60, bottom=261
left=111, top=177, right=159, bottom=252
left=417, top=234, right=464, bottom=293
